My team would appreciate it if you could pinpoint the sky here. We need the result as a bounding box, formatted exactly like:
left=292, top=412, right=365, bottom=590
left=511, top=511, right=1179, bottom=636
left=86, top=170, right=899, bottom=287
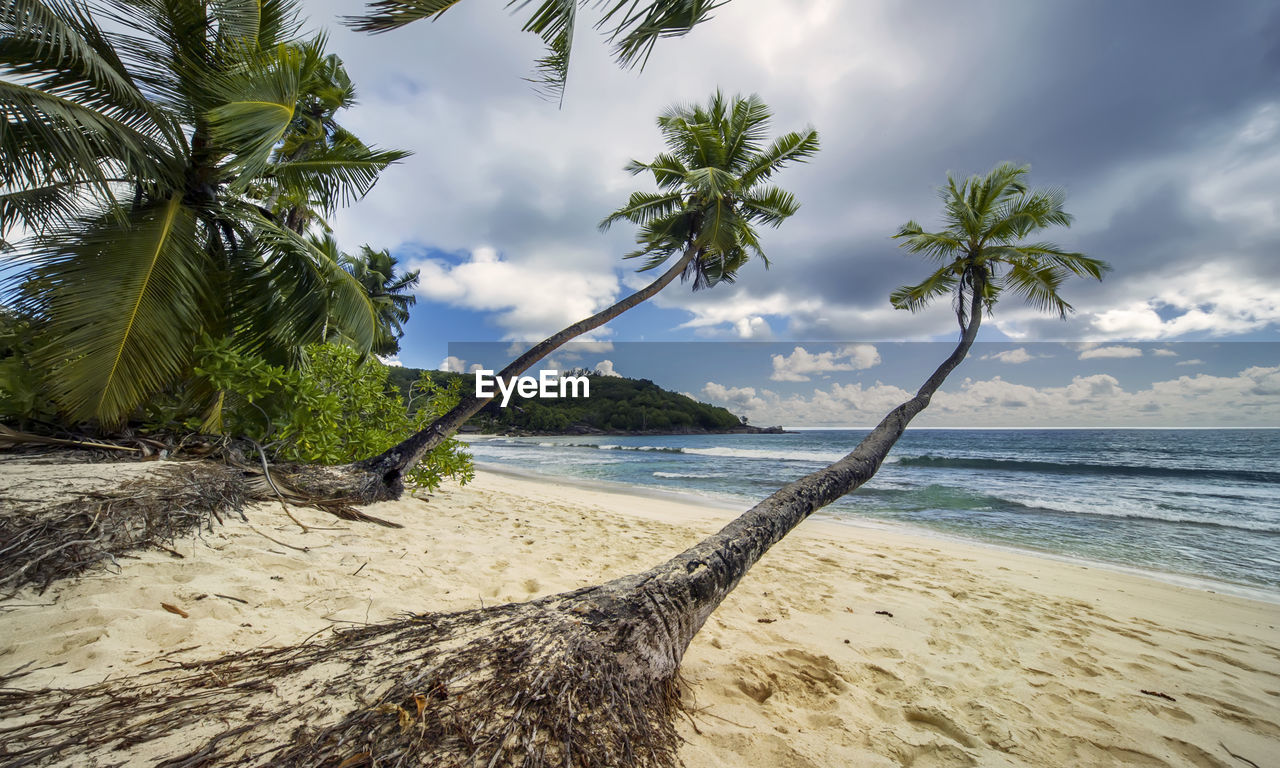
left=299, top=0, right=1280, bottom=427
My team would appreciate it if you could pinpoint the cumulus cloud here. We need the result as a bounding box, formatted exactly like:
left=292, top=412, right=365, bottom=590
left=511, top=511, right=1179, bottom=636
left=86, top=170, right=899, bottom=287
left=703, top=365, right=1280, bottom=428
left=593, top=360, right=622, bottom=377
left=1078, top=345, right=1144, bottom=360
left=702, top=382, right=768, bottom=413
left=981, top=348, right=1038, bottom=364
left=1152, top=348, right=1179, bottom=357
left=439, top=356, right=468, bottom=373
left=1176, top=358, right=1205, bottom=366
left=770, top=344, right=881, bottom=381
left=412, top=246, right=619, bottom=340
left=299, top=0, right=1278, bottom=352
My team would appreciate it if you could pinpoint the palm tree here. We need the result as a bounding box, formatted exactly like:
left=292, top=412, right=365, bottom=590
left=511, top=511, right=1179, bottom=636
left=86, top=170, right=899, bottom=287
left=343, top=244, right=420, bottom=356
left=890, top=161, right=1109, bottom=328
left=335, top=91, right=818, bottom=499
left=0, top=164, right=1110, bottom=768
left=348, top=0, right=730, bottom=101
left=0, top=0, right=406, bottom=426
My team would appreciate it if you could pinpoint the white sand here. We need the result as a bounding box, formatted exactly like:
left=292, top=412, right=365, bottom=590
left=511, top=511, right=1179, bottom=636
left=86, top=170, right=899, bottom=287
left=1, top=464, right=1278, bottom=767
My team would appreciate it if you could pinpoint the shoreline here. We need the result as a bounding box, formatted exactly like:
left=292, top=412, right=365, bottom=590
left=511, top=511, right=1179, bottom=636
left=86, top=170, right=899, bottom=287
left=474, top=460, right=1280, bottom=606
left=2, top=463, right=1278, bottom=766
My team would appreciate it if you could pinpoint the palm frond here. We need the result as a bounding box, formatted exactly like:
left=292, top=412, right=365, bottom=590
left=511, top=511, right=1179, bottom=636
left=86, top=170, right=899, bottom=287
left=598, top=190, right=683, bottom=231
left=246, top=212, right=379, bottom=353
left=890, top=264, right=959, bottom=313
left=269, top=140, right=411, bottom=213
left=0, top=79, right=179, bottom=202
left=18, top=197, right=212, bottom=424
left=1001, top=261, right=1072, bottom=318
left=597, top=0, right=728, bottom=70
left=891, top=222, right=964, bottom=262
left=738, top=186, right=798, bottom=227
left=344, top=0, right=465, bottom=33
left=738, top=127, right=819, bottom=187
left=205, top=45, right=301, bottom=190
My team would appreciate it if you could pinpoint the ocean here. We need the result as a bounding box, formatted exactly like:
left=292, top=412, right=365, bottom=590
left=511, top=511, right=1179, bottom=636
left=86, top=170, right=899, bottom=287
left=463, top=429, right=1280, bottom=597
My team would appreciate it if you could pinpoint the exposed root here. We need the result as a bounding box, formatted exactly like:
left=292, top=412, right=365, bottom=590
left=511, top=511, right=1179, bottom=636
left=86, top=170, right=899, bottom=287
left=0, top=461, right=245, bottom=594
left=0, top=587, right=686, bottom=768
left=0, top=451, right=406, bottom=593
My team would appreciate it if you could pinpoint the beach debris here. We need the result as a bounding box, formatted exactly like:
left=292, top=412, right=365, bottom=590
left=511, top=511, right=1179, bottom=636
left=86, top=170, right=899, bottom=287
left=875, top=610, right=894, bottom=617
left=215, top=593, right=248, bottom=604
left=352, top=561, right=368, bottom=576
left=756, top=617, right=776, bottom=623
left=1139, top=689, right=1176, bottom=702
left=161, top=603, right=189, bottom=619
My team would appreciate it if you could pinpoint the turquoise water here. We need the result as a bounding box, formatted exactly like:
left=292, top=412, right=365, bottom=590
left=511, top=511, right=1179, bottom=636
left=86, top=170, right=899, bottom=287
left=464, top=429, right=1280, bottom=594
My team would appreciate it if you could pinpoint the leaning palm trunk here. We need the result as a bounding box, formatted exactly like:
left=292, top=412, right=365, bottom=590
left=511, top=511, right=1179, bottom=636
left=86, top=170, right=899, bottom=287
left=0, top=294, right=982, bottom=768
left=283, top=245, right=699, bottom=503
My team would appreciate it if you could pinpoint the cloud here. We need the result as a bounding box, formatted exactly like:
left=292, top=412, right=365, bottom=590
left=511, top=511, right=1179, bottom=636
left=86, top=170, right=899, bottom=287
left=439, top=356, right=468, bottom=373
left=981, top=348, right=1038, bottom=364
left=412, top=246, right=619, bottom=340
left=297, top=0, right=1279, bottom=352
left=1176, top=358, right=1205, bottom=366
left=705, top=365, right=1280, bottom=428
left=734, top=316, right=772, bottom=339
left=1152, top=348, right=1179, bottom=357
left=594, top=359, right=622, bottom=377
left=378, top=356, right=404, bottom=367
left=770, top=344, right=881, bottom=382
left=702, top=382, right=767, bottom=413
left=1078, top=345, right=1144, bottom=360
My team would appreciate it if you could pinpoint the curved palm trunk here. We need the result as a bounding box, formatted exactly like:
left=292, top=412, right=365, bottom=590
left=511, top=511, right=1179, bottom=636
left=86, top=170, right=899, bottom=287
left=348, top=245, right=700, bottom=498
left=579, top=288, right=984, bottom=676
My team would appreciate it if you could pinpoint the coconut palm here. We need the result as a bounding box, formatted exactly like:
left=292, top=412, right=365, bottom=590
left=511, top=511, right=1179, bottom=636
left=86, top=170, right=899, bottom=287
left=0, top=0, right=407, bottom=426
left=342, top=245, right=420, bottom=356
left=348, top=0, right=729, bottom=101
left=346, top=91, right=818, bottom=497
left=890, top=162, right=1109, bottom=329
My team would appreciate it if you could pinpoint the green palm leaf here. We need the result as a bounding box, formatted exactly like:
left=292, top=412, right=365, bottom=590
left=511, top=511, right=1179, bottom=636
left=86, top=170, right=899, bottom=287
left=891, top=162, right=1108, bottom=328
left=269, top=140, right=411, bottom=212
left=606, top=91, right=818, bottom=288
left=347, top=0, right=725, bottom=100
left=22, top=197, right=212, bottom=424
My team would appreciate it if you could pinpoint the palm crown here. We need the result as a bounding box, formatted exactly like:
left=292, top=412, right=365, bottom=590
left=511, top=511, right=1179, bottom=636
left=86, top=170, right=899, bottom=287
left=891, top=162, right=1109, bottom=328
left=0, top=0, right=408, bottom=425
left=343, top=245, right=420, bottom=356
left=600, top=91, right=819, bottom=290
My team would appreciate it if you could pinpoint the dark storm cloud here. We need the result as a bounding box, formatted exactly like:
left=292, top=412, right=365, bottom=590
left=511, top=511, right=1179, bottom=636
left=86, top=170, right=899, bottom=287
left=299, top=0, right=1280, bottom=343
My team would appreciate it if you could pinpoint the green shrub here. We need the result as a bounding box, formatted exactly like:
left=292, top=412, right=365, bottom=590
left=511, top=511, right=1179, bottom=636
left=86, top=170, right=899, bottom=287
left=179, top=340, right=473, bottom=491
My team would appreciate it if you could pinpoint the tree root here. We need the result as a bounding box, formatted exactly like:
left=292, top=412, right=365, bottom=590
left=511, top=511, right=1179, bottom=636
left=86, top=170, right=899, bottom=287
left=0, top=587, right=686, bottom=768
left=0, top=462, right=246, bottom=594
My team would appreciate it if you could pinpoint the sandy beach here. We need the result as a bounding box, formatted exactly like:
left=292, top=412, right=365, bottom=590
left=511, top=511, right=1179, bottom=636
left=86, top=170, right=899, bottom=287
left=1, top=464, right=1277, bottom=767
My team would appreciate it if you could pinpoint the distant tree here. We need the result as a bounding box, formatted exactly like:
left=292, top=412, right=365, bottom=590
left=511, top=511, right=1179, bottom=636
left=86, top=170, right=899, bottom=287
left=343, top=245, right=420, bottom=356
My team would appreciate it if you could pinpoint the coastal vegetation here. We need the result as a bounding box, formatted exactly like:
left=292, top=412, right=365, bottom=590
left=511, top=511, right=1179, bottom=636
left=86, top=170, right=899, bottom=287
left=393, top=367, right=750, bottom=434
left=0, top=0, right=470, bottom=488
left=0, top=164, right=1107, bottom=767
